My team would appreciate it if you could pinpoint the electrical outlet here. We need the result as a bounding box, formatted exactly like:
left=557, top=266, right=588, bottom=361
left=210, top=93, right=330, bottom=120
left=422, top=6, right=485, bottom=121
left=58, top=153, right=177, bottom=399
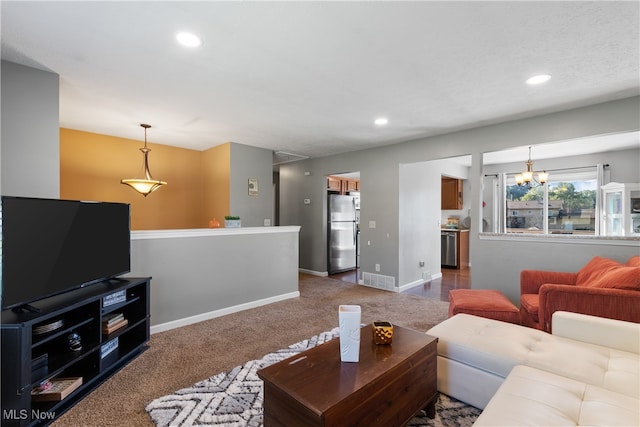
left=419, top=261, right=425, bottom=267
left=375, top=263, right=380, bottom=272
left=264, top=219, right=271, bottom=226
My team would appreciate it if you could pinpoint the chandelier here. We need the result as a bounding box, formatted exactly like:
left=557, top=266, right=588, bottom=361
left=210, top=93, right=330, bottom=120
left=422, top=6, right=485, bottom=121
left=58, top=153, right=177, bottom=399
left=121, top=124, right=167, bottom=196
left=515, top=146, right=549, bottom=187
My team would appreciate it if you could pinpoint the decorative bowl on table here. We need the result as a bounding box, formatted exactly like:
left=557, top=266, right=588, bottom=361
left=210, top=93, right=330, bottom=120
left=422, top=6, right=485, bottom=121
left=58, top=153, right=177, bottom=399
left=372, top=321, right=393, bottom=345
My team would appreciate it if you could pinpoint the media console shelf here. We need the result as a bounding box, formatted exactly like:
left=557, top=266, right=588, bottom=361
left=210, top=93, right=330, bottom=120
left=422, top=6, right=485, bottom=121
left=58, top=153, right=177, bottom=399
left=1, top=277, right=150, bottom=426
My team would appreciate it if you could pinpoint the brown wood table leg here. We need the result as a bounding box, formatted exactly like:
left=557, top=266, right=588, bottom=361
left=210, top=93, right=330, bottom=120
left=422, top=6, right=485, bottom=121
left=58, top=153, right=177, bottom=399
left=424, top=396, right=437, bottom=419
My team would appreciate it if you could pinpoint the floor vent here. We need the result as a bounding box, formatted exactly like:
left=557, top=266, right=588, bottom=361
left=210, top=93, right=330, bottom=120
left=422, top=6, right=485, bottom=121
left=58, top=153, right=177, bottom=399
left=361, top=272, right=396, bottom=292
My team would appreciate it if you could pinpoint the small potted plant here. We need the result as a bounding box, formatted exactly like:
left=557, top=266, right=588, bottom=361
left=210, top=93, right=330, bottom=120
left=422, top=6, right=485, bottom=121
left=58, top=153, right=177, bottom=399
left=224, top=215, right=241, bottom=228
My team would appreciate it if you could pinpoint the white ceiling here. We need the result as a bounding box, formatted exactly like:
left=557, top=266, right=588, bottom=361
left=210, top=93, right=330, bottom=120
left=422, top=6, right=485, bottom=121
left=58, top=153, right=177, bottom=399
left=2, top=1, right=639, bottom=160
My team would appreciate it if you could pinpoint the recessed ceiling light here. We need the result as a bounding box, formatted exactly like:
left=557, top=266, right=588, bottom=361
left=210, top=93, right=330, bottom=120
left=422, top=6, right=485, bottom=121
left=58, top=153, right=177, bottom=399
left=526, top=74, right=551, bottom=85
left=374, top=117, right=388, bottom=126
left=176, top=32, right=203, bottom=48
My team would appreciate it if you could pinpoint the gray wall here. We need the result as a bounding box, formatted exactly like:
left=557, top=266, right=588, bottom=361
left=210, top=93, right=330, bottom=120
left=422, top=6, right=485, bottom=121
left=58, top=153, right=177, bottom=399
left=129, top=228, right=300, bottom=329
left=279, top=96, right=640, bottom=303
left=1, top=61, right=60, bottom=198
left=230, top=142, right=273, bottom=227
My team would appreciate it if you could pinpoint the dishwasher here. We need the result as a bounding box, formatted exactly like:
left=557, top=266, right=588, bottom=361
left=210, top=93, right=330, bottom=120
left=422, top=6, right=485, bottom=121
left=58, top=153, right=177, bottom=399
left=441, top=232, right=457, bottom=268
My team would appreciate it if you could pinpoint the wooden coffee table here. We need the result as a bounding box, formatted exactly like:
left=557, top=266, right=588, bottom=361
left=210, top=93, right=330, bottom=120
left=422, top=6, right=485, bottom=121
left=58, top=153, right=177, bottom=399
left=257, top=324, right=438, bottom=427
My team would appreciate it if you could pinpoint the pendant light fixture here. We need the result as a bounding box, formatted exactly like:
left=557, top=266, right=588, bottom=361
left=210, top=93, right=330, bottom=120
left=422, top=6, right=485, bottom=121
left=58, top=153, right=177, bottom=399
left=515, top=146, right=549, bottom=187
left=121, top=124, right=167, bottom=196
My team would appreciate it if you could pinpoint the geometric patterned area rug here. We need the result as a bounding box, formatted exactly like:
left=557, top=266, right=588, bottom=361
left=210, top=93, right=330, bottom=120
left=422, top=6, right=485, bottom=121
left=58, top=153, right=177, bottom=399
left=146, top=328, right=481, bottom=427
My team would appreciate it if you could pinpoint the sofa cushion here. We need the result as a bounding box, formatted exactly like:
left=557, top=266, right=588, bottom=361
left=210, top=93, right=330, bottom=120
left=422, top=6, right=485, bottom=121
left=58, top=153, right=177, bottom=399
left=519, top=293, right=539, bottom=322
left=627, top=255, right=640, bottom=267
left=474, top=365, right=640, bottom=427
left=586, top=265, right=640, bottom=290
left=575, top=256, right=622, bottom=286
left=553, top=311, right=640, bottom=354
left=426, top=314, right=639, bottom=399
left=448, top=289, right=520, bottom=324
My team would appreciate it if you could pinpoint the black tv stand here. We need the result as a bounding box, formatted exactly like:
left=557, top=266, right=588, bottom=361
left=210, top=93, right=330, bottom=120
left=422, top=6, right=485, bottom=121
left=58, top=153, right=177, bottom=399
left=12, top=303, right=41, bottom=314
left=1, top=277, right=151, bottom=427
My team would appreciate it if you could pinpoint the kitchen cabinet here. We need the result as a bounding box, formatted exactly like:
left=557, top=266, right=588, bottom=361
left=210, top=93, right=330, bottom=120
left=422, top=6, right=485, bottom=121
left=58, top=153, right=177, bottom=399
left=441, top=177, right=463, bottom=210
left=345, top=179, right=359, bottom=192
left=327, top=176, right=360, bottom=195
left=458, top=230, right=469, bottom=269
left=327, top=176, right=342, bottom=192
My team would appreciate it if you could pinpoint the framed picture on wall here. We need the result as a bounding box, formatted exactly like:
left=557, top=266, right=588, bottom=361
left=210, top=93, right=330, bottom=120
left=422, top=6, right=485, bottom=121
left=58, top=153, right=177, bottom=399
left=248, top=178, right=258, bottom=196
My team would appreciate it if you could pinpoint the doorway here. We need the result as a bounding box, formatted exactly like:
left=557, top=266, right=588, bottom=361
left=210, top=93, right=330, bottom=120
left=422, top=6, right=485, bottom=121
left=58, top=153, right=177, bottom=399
left=327, top=171, right=361, bottom=279
left=398, top=155, right=472, bottom=287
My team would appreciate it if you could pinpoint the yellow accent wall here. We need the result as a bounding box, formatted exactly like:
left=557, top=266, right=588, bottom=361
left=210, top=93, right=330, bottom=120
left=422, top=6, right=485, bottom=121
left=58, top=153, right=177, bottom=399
left=60, top=128, right=230, bottom=230
left=202, top=143, right=231, bottom=226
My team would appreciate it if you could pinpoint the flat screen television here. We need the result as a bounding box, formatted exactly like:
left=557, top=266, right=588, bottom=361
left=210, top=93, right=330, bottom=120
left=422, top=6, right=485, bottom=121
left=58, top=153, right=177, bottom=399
left=1, top=196, right=131, bottom=311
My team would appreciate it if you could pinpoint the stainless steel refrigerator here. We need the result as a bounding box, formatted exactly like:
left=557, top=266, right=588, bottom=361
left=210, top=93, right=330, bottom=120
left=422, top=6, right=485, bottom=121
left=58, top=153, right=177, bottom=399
left=328, top=194, right=358, bottom=274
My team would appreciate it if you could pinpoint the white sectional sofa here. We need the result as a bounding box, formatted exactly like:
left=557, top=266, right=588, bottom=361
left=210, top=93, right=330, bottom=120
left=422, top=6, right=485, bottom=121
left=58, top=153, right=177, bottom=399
left=426, top=311, right=640, bottom=426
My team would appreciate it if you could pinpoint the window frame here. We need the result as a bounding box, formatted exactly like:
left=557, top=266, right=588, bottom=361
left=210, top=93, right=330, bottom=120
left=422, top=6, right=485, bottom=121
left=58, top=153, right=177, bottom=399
left=500, top=165, right=601, bottom=236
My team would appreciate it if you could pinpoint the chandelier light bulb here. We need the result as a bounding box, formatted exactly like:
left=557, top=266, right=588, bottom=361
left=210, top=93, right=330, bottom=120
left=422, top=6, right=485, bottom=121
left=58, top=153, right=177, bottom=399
left=537, top=171, right=549, bottom=184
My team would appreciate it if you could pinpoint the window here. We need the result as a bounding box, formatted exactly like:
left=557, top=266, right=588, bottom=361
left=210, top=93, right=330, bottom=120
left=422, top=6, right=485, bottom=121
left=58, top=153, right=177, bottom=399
left=503, top=167, right=598, bottom=235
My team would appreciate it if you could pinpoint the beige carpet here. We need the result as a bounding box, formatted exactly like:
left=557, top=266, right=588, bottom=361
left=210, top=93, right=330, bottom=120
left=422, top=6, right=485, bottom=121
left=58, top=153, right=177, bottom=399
left=53, top=274, right=450, bottom=427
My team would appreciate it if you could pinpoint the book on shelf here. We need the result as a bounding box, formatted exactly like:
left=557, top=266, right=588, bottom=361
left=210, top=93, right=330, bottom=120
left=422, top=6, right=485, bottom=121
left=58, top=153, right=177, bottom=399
left=103, top=290, right=126, bottom=307
left=101, top=337, right=119, bottom=359
left=102, top=318, right=128, bottom=334
left=103, top=312, right=124, bottom=327
left=31, top=377, right=82, bottom=402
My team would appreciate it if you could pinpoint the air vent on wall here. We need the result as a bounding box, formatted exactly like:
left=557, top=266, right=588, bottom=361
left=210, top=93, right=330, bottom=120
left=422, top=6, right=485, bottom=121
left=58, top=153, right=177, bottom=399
left=273, top=151, right=309, bottom=165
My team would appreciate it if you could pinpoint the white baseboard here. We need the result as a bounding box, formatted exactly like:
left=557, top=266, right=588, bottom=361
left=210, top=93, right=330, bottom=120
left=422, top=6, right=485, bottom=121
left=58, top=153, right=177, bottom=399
left=150, top=291, right=300, bottom=334
left=398, top=279, right=426, bottom=293
left=396, top=271, right=443, bottom=292
left=299, top=268, right=328, bottom=277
